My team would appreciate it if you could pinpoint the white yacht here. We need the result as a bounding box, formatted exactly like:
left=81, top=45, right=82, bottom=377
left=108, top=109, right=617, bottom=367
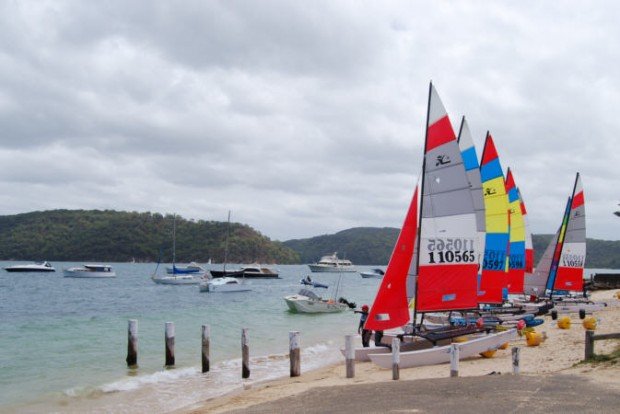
left=63, top=264, right=116, bottom=278
left=308, top=252, right=356, bottom=273
left=152, top=273, right=204, bottom=285
left=4, top=261, right=55, bottom=272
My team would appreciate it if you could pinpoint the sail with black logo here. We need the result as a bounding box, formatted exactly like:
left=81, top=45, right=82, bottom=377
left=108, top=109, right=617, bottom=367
left=478, top=133, right=510, bottom=304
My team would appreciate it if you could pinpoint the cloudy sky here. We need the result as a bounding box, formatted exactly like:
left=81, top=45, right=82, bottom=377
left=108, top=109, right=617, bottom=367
left=0, top=1, right=618, bottom=241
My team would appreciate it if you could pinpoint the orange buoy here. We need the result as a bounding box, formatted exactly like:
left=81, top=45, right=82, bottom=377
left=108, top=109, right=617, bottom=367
left=499, top=342, right=509, bottom=350
left=480, top=349, right=497, bottom=358
left=557, top=316, right=571, bottom=329
left=582, top=316, right=597, bottom=330
left=453, top=336, right=469, bottom=343
left=526, top=331, right=542, bottom=346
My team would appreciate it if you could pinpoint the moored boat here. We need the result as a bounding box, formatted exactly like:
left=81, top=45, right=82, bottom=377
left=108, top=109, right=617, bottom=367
left=63, top=264, right=116, bottom=278
left=199, top=277, right=251, bottom=292
left=308, top=252, right=356, bottom=273
left=284, top=288, right=350, bottom=313
left=360, top=268, right=385, bottom=279
left=4, top=261, right=55, bottom=272
left=165, top=262, right=204, bottom=274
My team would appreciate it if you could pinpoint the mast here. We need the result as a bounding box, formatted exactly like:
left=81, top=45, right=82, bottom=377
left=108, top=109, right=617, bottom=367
left=412, top=81, right=433, bottom=329
left=172, top=214, right=177, bottom=266
left=547, top=197, right=572, bottom=300
left=223, top=210, right=231, bottom=272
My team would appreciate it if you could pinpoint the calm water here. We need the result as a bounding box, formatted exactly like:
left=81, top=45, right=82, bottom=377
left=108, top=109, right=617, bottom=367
left=0, top=262, right=380, bottom=412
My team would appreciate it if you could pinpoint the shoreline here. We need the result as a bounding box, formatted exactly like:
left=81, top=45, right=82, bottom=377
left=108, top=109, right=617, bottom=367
left=182, top=289, right=620, bottom=414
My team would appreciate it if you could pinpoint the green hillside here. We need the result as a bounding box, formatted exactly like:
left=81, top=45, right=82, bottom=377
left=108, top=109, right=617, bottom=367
left=284, top=227, right=620, bottom=268
left=0, top=210, right=299, bottom=263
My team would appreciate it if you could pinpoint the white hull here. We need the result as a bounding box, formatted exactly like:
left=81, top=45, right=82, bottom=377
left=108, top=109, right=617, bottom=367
left=553, top=303, right=607, bottom=313
left=340, top=334, right=442, bottom=362
left=64, top=266, right=115, bottom=278
left=152, top=275, right=203, bottom=285
left=368, top=329, right=517, bottom=369
left=308, top=264, right=357, bottom=273
left=199, top=277, right=251, bottom=292
left=284, top=296, right=348, bottom=313
left=360, top=272, right=384, bottom=279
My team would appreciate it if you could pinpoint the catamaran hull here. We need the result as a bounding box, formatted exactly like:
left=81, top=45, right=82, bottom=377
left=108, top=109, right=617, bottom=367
left=368, top=329, right=517, bottom=369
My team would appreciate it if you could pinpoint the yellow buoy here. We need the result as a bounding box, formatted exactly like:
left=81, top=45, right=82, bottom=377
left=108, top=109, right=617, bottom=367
left=453, top=336, right=469, bottom=343
left=480, top=349, right=497, bottom=358
left=557, top=316, right=571, bottom=329
left=526, top=331, right=542, bottom=346
left=615, top=291, right=620, bottom=299
left=499, top=342, right=509, bottom=350
left=582, top=316, right=597, bottom=330
left=495, top=325, right=507, bottom=332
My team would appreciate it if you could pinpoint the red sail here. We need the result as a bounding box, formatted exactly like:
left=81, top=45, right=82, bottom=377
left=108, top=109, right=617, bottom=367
left=365, top=186, right=418, bottom=330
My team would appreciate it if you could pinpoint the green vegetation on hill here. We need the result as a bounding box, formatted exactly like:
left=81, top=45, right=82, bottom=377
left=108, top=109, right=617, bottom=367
left=2, top=212, right=618, bottom=268
left=0, top=210, right=299, bottom=263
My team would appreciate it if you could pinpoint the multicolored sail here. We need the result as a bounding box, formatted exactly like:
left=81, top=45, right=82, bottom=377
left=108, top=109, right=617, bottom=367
left=545, top=197, right=572, bottom=293
left=519, top=188, right=534, bottom=274
left=505, top=168, right=526, bottom=294
left=524, top=224, right=561, bottom=297
left=457, top=117, right=486, bottom=269
left=478, top=133, right=509, bottom=303
left=416, top=84, right=480, bottom=312
left=552, top=173, right=586, bottom=293
left=365, top=187, right=419, bottom=330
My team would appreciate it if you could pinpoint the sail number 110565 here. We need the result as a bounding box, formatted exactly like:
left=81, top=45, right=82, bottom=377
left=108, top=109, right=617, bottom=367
left=426, top=238, right=476, bottom=264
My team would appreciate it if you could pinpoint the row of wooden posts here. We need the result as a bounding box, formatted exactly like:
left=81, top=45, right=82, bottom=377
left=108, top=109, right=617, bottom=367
left=126, top=320, right=617, bottom=381
left=125, top=320, right=300, bottom=378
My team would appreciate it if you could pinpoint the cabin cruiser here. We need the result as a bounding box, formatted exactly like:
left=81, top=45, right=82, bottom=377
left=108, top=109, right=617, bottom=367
left=4, top=261, right=55, bottom=272
left=210, top=265, right=279, bottom=278
left=63, top=264, right=116, bottom=278
left=308, top=252, right=356, bottom=273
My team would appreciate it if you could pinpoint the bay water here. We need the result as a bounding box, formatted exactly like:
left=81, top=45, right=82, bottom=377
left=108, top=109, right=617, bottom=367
left=0, top=263, right=379, bottom=412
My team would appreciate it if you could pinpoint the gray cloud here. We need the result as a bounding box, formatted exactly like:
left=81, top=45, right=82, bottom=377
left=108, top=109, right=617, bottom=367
left=0, top=1, right=619, bottom=241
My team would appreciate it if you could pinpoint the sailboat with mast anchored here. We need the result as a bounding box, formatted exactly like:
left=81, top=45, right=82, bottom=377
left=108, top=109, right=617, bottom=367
left=152, top=214, right=205, bottom=285
left=362, top=83, right=515, bottom=368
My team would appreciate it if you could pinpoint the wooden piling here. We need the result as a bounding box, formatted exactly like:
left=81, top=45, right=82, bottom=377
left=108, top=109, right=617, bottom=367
left=392, top=338, right=400, bottom=380
left=585, top=330, right=595, bottom=359
left=450, top=343, right=459, bottom=377
left=202, top=325, right=210, bottom=373
left=289, top=331, right=300, bottom=377
left=241, top=328, right=250, bottom=379
left=126, top=319, right=138, bottom=368
left=345, top=335, right=355, bottom=378
left=165, top=322, right=175, bottom=367
left=512, top=347, right=520, bottom=374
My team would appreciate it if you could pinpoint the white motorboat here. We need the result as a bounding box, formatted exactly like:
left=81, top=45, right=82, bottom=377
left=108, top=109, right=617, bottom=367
left=199, top=277, right=251, bottom=292
left=152, top=273, right=205, bottom=285
left=308, top=252, right=356, bottom=273
left=360, top=268, right=385, bottom=279
left=284, top=288, right=349, bottom=313
left=4, top=261, right=55, bottom=272
left=63, top=264, right=116, bottom=278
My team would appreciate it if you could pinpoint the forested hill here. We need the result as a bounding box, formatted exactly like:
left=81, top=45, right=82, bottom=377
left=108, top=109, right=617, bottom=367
left=283, top=227, right=620, bottom=268
left=0, top=210, right=299, bottom=263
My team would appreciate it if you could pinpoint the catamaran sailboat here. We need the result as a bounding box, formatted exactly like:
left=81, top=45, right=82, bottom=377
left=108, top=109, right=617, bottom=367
left=358, top=83, right=515, bottom=368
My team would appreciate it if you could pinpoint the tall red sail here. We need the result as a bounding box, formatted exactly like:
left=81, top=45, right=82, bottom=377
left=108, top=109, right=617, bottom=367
left=416, top=84, right=480, bottom=312
left=365, top=187, right=418, bottom=330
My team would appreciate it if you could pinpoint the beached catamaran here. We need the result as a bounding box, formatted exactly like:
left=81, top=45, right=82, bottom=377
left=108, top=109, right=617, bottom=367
left=478, top=133, right=510, bottom=304
left=505, top=168, right=526, bottom=294
left=362, top=83, right=516, bottom=368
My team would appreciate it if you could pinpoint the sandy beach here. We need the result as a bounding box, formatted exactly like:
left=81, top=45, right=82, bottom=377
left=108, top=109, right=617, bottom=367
left=182, top=290, right=620, bottom=413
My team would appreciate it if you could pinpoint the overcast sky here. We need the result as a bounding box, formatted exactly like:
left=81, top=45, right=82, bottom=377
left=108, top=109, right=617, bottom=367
left=0, top=1, right=618, bottom=242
